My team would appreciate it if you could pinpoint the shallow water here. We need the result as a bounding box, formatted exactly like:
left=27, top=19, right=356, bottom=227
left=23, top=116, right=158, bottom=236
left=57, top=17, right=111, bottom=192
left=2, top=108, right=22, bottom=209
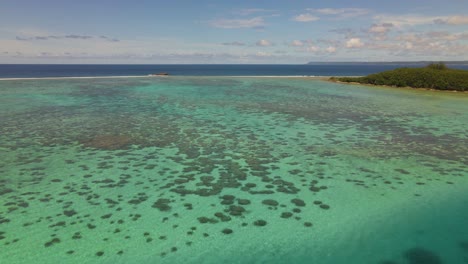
left=0, top=77, right=467, bottom=264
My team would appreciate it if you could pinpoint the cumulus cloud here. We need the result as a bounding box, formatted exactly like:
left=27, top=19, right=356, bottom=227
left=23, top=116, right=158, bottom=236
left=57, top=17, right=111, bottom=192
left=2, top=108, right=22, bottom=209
left=404, top=42, right=413, bottom=50
left=329, top=28, right=358, bottom=38
left=99, top=36, right=120, bottom=42
left=375, top=14, right=468, bottom=27
left=289, top=40, right=304, bottom=47
left=15, top=34, right=119, bottom=42
left=293, top=8, right=369, bottom=23
left=210, top=17, right=265, bottom=29
left=293, top=13, right=320, bottom=22
left=425, top=31, right=468, bottom=41
left=369, top=40, right=467, bottom=57
left=309, top=8, right=370, bottom=18
left=368, top=23, right=394, bottom=33
left=256, top=39, right=273, bottom=47
left=434, top=15, right=468, bottom=25
left=65, top=35, right=93, bottom=40
left=396, top=31, right=468, bottom=43
left=326, top=46, right=337, bottom=53
left=375, top=14, right=438, bottom=27
left=222, top=41, right=246, bottom=46
left=363, top=28, right=468, bottom=58
left=346, top=38, right=364, bottom=48
left=306, top=45, right=319, bottom=52
left=274, top=50, right=288, bottom=54
left=255, top=51, right=271, bottom=57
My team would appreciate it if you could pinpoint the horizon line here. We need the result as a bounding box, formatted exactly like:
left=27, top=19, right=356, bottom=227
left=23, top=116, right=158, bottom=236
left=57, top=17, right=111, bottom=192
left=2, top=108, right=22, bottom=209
left=1, top=61, right=468, bottom=65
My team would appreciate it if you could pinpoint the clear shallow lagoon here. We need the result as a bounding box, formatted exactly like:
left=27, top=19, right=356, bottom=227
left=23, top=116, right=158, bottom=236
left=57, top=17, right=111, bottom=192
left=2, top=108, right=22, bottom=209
left=0, top=77, right=467, bottom=264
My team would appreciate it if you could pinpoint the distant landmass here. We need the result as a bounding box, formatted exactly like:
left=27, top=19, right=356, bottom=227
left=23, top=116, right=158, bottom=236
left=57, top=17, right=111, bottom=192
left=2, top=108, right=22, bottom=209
left=330, top=62, right=468, bottom=91
left=307, top=61, right=468, bottom=65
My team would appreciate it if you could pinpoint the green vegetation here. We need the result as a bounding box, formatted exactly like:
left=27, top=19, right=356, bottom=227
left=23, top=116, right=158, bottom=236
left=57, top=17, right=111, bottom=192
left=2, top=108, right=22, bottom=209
left=331, top=63, right=468, bottom=91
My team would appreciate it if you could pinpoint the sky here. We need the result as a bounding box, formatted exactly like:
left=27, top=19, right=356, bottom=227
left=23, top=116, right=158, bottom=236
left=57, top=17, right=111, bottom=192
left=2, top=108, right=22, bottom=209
left=1, top=0, right=468, bottom=64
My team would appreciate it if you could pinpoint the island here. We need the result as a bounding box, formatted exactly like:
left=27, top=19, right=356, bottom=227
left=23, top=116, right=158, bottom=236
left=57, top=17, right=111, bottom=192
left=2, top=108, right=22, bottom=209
left=330, top=63, right=468, bottom=91
left=148, top=72, right=169, bottom=76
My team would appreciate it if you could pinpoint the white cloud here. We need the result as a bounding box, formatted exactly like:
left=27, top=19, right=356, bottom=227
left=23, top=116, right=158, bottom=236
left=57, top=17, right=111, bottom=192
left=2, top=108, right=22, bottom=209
left=375, top=14, right=468, bottom=27
left=405, top=42, right=413, bottom=50
left=364, top=29, right=468, bottom=58
left=425, top=31, right=468, bottom=41
left=15, top=34, right=119, bottom=42
left=368, top=23, right=393, bottom=34
left=313, top=8, right=344, bottom=15
left=434, top=15, right=468, bottom=25
left=210, top=17, right=265, bottom=29
left=293, top=14, right=320, bottom=22
left=256, top=39, right=273, bottom=47
left=374, top=14, right=436, bottom=27
left=396, top=31, right=468, bottom=43
left=222, top=41, right=246, bottom=46
left=309, top=8, right=370, bottom=18
left=346, top=38, right=364, bottom=48
left=306, top=45, right=320, bottom=52
left=326, top=46, right=337, bottom=53
left=255, top=51, right=271, bottom=57
left=1, top=49, right=311, bottom=64
left=289, top=40, right=304, bottom=47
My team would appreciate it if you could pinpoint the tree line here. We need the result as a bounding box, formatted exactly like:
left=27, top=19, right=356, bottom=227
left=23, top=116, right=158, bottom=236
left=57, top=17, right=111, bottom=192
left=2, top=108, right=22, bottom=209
left=331, top=63, right=468, bottom=91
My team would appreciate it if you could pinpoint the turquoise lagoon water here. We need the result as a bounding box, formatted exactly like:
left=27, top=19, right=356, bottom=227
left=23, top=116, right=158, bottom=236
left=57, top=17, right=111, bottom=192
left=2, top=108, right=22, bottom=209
left=0, top=77, right=467, bottom=264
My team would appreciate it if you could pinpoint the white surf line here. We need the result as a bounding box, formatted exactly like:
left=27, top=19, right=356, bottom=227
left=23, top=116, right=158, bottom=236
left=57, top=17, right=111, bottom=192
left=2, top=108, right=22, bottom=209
left=0, top=75, right=361, bottom=81
left=0, top=75, right=153, bottom=81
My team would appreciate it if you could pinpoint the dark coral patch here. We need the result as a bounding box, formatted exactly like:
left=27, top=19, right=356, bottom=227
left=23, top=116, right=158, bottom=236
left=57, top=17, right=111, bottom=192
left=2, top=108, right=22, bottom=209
left=214, top=212, right=231, bottom=222
left=280, top=212, right=293, bottom=218
left=262, top=199, right=279, bottom=207
left=197, top=217, right=218, bottom=224
left=460, top=241, right=468, bottom=251
left=0, top=188, right=13, bottom=196
left=152, top=199, right=171, bottom=211
left=292, top=208, right=301, bottom=213
left=254, top=220, right=267, bottom=226
left=403, top=247, right=442, bottom=264
left=238, top=199, right=251, bottom=205
left=245, top=183, right=257, bottom=188
left=220, top=195, right=235, bottom=200
left=63, top=210, right=77, bottom=217
left=291, top=198, right=306, bottom=207
left=222, top=228, right=233, bottom=234
left=44, top=238, right=61, bottom=247
left=309, top=186, right=319, bottom=192
left=101, top=213, right=112, bottom=219
left=228, top=205, right=245, bottom=216
left=72, top=232, right=82, bottom=240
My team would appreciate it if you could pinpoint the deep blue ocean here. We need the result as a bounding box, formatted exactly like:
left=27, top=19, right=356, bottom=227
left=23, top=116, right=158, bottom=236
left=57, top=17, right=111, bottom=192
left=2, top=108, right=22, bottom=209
left=1, top=63, right=468, bottom=78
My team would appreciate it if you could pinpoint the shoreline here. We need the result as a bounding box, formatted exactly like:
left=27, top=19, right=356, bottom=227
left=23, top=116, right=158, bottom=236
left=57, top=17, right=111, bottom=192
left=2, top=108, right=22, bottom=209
left=328, top=79, right=468, bottom=93
left=1, top=75, right=465, bottom=93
